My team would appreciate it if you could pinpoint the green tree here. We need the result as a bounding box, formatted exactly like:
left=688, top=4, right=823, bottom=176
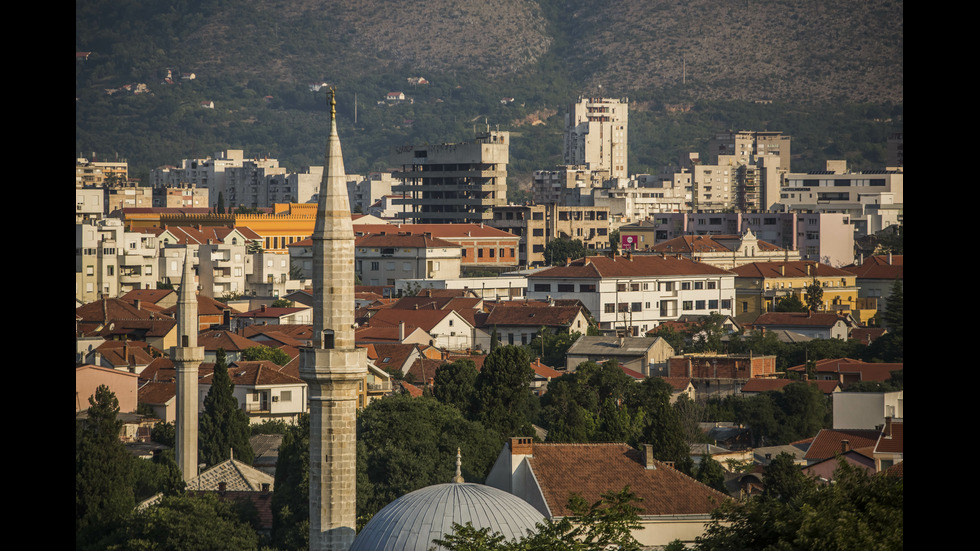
left=271, top=298, right=293, bottom=308
left=880, top=279, right=903, bottom=335
left=271, top=415, right=309, bottom=551
left=526, top=327, right=581, bottom=369
left=761, top=452, right=810, bottom=503
left=433, top=358, right=480, bottom=416
left=199, top=349, right=254, bottom=467
left=543, top=237, right=587, bottom=266
left=695, top=454, right=727, bottom=493
left=803, top=279, right=824, bottom=312
left=240, top=345, right=290, bottom=366
left=648, top=323, right=685, bottom=353
left=99, top=493, right=261, bottom=551
left=773, top=294, right=807, bottom=312
left=686, top=313, right=728, bottom=353
left=472, top=346, right=536, bottom=438
left=358, top=395, right=502, bottom=517
left=76, top=385, right=135, bottom=546
left=695, top=459, right=903, bottom=551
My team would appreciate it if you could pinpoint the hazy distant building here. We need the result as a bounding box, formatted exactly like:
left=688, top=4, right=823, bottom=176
left=392, top=131, right=509, bottom=224
left=76, top=158, right=129, bottom=186
left=706, top=131, right=791, bottom=211
left=564, top=97, right=629, bottom=179
left=489, top=204, right=611, bottom=267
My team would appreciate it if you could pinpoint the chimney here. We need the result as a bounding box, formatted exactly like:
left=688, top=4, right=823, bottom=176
left=399, top=321, right=405, bottom=341
left=642, top=443, right=657, bottom=469
left=887, top=253, right=893, bottom=265
left=840, top=439, right=850, bottom=453
left=134, top=299, right=141, bottom=310
left=510, top=436, right=534, bottom=456
left=883, top=416, right=893, bottom=438
left=261, top=304, right=267, bottom=312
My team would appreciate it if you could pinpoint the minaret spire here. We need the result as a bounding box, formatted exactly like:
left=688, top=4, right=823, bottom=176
left=173, top=250, right=203, bottom=482
left=300, top=90, right=366, bottom=551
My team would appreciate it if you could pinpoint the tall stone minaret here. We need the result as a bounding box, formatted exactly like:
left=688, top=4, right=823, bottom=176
left=172, top=250, right=203, bottom=482
left=299, top=90, right=366, bottom=551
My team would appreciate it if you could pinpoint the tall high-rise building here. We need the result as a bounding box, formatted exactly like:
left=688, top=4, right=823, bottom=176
left=392, top=131, right=509, bottom=224
left=172, top=252, right=202, bottom=482
left=563, top=97, right=629, bottom=179
left=298, top=91, right=366, bottom=551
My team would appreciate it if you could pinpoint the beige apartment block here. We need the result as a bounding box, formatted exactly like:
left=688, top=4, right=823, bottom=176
left=591, top=173, right=691, bottom=222
left=152, top=183, right=209, bottom=208
left=105, top=182, right=154, bottom=212
left=76, top=218, right=159, bottom=303
left=355, top=232, right=463, bottom=286
left=76, top=158, right=129, bottom=186
left=392, top=131, right=509, bottom=224
left=489, top=204, right=611, bottom=267
left=564, top=97, right=629, bottom=179
left=531, top=165, right=607, bottom=205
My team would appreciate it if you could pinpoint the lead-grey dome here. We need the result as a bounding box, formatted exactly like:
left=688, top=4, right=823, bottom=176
left=350, top=482, right=545, bottom=551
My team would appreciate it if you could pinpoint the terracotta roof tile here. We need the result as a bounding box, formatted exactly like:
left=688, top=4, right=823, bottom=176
left=524, top=442, right=728, bottom=517
left=731, top=260, right=855, bottom=279
left=875, top=420, right=903, bottom=454
left=651, top=234, right=783, bottom=254
left=484, top=305, right=584, bottom=328
left=804, top=429, right=881, bottom=461
left=750, top=312, right=845, bottom=328
left=138, top=381, right=176, bottom=404
left=844, top=255, right=904, bottom=280
left=740, top=378, right=840, bottom=395
left=529, top=255, right=733, bottom=279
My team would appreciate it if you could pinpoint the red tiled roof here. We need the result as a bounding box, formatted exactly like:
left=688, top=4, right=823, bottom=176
left=354, top=223, right=520, bottom=241
left=524, top=442, right=729, bottom=517
left=484, top=305, right=584, bottom=328
left=355, top=233, right=460, bottom=249
left=845, top=255, right=903, bottom=280
left=401, top=380, right=423, bottom=397
left=530, top=358, right=562, bottom=379
left=731, top=261, right=855, bottom=279
left=875, top=420, right=903, bottom=454
left=198, top=330, right=261, bottom=352
left=750, top=312, right=845, bottom=328
left=659, top=376, right=693, bottom=391
left=786, top=358, right=903, bottom=382
left=161, top=295, right=239, bottom=316
left=529, top=255, right=733, bottom=279
left=368, top=308, right=467, bottom=332
left=198, top=361, right=304, bottom=386
left=651, top=234, right=783, bottom=254
left=138, top=381, right=176, bottom=405
left=119, top=288, right=175, bottom=305
left=803, top=429, right=881, bottom=461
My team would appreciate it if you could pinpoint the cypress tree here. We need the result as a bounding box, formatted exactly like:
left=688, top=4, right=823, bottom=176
left=199, top=349, right=254, bottom=467
left=76, top=385, right=135, bottom=546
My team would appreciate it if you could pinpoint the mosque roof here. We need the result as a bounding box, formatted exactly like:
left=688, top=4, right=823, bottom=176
left=350, top=483, right=544, bottom=551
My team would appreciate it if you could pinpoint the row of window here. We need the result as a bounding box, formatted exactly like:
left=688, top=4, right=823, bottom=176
left=603, top=299, right=731, bottom=313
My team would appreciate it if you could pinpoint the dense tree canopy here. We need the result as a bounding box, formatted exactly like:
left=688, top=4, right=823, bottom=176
left=240, top=344, right=290, bottom=366
left=471, top=346, right=537, bottom=439
left=695, top=459, right=903, bottom=550
left=543, top=238, right=587, bottom=266
left=432, top=358, right=480, bottom=417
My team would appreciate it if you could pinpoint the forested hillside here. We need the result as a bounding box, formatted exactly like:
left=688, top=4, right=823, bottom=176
left=76, top=0, right=903, bottom=187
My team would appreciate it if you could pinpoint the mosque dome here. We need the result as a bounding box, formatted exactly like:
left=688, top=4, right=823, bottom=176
left=349, top=482, right=545, bottom=551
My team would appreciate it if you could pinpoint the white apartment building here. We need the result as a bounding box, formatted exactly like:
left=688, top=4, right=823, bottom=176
left=355, top=233, right=463, bottom=286
left=198, top=242, right=251, bottom=299
left=76, top=186, right=104, bottom=222
left=642, top=211, right=856, bottom=267
left=591, top=174, right=691, bottom=223
left=150, top=149, right=330, bottom=210
left=564, top=97, right=629, bottom=179
left=775, top=161, right=903, bottom=237
left=76, top=219, right=159, bottom=303
left=247, top=251, right=295, bottom=299
left=349, top=172, right=397, bottom=214
left=526, top=254, right=736, bottom=335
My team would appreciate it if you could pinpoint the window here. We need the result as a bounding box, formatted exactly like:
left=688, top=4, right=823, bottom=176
left=617, top=283, right=627, bottom=292
left=709, top=300, right=719, bottom=309
left=694, top=281, right=703, bottom=290
left=533, top=283, right=551, bottom=292
left=696, top=300, right=706, bottom=310
left=280, top=391, right=292, bottom=402
left=605, top=304, right=615, bottom=313
left=707, top=281, right=717, bottom=289
left=682, top=301, right=693, bottom=310
left=370, top=261, right=380, bottom=271
left=630, top=283, right=640, bottom=291
left=631, top=302, right=642, bottom=312
left=681, top=282, right=691, bottom=290
left=557, top=284, right=575, bottom=292
left=723, top=299, right=732, bottom=310
left=580, top=284, right=596, bottom=292
left=741, top=301, right=748, bottom=312
left=478, top=249, right=484, bottom=258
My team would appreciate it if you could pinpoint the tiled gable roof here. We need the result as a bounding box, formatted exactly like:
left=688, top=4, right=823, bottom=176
left=161, top=295, right=238, bottom=317
left=484, top=305, right=583, bottom=328
left=875, top=420, right=903, bottom=454
left=368, top=308, right=469, bottom=333
left=530, top=358, right=562, bottom=379
left=198, top=330, right=259, bottom=352
left=525, top=443, right=728, bottom=517
left=529, top=255, right=733, bottom=279
left=731, top=261, right=855, bottom=279
left=651, top=234, right=783, bottom=254
left=803, top=429, right=881, bottom=461
left=355, top=233, right=460, bottom=249
left=242, top=324, right=313, bottom=342
left=119, top=288, right=175, bottom=305
left=354, top=223, right=519, bottom=241
left=139, top=357, right=175, bottom=383
left=750, top=312, right=845, bottom=328
left=659, top=376, right=693, bottom=391
left=138, top=381, right=176, bottom=405
left=845, top=255, right=904, bottom=280
left=198, top=361, right=304, bottom=386
left=786, top=358, right=903, bottom=382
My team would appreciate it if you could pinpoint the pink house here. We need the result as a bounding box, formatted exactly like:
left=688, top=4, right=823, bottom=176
left=76, top=365, right=139, bottom=413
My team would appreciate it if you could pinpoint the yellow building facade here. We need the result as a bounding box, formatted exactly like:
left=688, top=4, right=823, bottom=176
left=732, top=261, right=864, bottom=322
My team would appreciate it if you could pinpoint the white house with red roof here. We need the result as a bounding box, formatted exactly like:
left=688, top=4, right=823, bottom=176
left=232, top=304, right=312, bottom=331
left=527, top=254, right=736, bottom=334
left=198, top=360, right=307, bottom=424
